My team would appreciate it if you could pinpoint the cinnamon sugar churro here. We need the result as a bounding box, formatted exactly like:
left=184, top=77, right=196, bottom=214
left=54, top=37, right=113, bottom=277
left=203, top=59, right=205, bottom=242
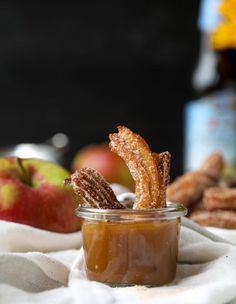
left=199, top=151, right=225, bottom=180
left=203, top=187, right=236, bottom=211
left=109, top=126, right=167, bottom=209
left=190, top=209, right=236, bottom=229
left=65, top=168, right=124, bottom=209
left=167, top=152, right=224, bottom=207
left=153, top=151, right=171, bottom=207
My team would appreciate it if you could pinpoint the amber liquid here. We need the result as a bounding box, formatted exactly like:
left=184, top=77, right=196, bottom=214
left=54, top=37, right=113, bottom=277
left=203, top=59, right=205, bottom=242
left=82, top=219, right=180, bottom=286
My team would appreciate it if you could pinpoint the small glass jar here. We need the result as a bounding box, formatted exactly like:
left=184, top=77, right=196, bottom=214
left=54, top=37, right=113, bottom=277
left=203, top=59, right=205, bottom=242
left=76, top=202, right=187, bottom=287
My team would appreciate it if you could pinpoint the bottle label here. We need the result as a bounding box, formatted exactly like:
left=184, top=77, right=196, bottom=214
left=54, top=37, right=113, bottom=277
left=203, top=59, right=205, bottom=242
left=184, top=88, right=236, bottom=176
left=198, top=0, right=222, bottom=32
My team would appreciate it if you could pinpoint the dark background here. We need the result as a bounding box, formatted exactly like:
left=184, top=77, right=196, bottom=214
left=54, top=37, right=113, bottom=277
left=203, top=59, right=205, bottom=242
left=0, top=1, right=199, bottom=179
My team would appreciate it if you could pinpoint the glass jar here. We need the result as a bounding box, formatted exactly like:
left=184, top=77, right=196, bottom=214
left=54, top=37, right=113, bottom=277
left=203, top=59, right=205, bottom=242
left=76, top=202, right=187, bottom=287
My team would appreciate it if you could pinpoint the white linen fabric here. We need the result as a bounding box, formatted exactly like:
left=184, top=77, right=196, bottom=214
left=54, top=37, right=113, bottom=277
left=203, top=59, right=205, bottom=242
left=206, top=226, right=236, bottom=245
left=0, top=203, right=236, bottom=303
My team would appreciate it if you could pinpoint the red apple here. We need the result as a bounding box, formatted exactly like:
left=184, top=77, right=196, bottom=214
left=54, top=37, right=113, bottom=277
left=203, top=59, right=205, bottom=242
left=0, top=157, right=80, bottom=233
left=72, top=144, right=134, bottom=191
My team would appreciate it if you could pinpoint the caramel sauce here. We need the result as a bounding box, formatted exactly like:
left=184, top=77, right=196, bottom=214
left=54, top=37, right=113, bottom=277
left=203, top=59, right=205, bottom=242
left=82, top=219, right=180, bottom=286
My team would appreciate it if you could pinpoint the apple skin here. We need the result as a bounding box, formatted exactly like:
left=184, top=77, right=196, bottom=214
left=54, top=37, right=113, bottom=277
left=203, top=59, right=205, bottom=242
left=72, top=144, right=134, bottom=191
left=0, top=157, right=80, bottom=233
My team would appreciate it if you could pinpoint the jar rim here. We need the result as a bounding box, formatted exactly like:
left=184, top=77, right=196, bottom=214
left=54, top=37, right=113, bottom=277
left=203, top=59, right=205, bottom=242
left=75, top=201, right=187, bottom=221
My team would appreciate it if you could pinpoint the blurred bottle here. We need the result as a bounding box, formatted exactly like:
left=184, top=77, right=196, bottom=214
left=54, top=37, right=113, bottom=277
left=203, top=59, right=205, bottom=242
left=192, top=0, right=221, bottom=93
left=184, top=0, right=236, bottom=178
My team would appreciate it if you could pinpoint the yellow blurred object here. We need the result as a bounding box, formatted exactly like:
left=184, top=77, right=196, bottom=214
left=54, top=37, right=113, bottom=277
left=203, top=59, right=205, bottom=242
left=211, top=0, right=236, bottom=50
left=220, top=0, right=236, bottom=19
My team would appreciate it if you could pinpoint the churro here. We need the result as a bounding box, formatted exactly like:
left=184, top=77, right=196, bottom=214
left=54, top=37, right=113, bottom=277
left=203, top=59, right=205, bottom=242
left=203, top=187, right=236, bottom=211
left=65, top=167, right=124, bottom=209
left=109, top=126, right=165, bottom=209
left=199, top=151, right=225, bottom=179
left=153, top=151, right=171, bottom=207
left=167, top=152, right=224, bottom=206
left=190, top=209, right=236, bottom=229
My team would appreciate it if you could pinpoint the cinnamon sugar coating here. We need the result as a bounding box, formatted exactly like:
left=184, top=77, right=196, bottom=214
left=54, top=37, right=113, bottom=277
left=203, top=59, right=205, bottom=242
left=109, top=126, right=167, bottom=209
left=190, top=209, right=236, bottom=229
left=203, top=187, right=236, bottom=211
left=66, top=168, right=124, bottom=209
left=153, top=151, right=171, bottom=207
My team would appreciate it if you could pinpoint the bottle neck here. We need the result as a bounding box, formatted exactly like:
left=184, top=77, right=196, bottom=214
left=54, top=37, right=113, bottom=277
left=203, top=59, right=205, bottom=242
left=218, top=49, right=236, bottom=85
left=194, top=48, right=236, bottom=97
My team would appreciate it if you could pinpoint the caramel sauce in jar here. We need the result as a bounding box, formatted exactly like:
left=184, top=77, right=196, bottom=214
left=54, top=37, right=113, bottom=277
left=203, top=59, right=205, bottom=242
left=77, top=203, right=187, bottom=287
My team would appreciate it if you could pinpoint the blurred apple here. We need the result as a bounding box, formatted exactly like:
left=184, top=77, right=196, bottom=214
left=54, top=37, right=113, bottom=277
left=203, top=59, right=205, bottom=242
left=0, top=157, right=80, bottom=233
left=72, top=144, right=134, bottom=191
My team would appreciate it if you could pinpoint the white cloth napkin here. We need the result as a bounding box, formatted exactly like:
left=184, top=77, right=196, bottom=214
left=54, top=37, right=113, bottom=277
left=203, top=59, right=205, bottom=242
left=0, top=220, right=82, bottom=253
left=1, top=199, right=236, bottom=303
